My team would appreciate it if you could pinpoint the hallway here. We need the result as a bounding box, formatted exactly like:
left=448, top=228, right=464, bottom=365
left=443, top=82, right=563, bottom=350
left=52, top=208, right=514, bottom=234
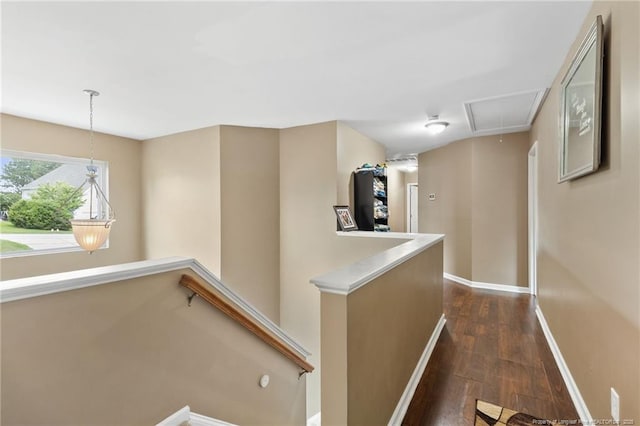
left=403, top=280, right=579, bottom=425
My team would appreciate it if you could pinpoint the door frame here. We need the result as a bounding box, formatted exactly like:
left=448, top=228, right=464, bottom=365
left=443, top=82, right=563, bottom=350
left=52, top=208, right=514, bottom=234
left=406, top=183, right=418, bottom=233
left=528, top=142, right=539, bottom=296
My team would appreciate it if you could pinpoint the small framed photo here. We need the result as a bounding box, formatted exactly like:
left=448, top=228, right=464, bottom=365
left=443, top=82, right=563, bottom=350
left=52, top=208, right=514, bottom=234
left=333, top=205, right=358, bottom=231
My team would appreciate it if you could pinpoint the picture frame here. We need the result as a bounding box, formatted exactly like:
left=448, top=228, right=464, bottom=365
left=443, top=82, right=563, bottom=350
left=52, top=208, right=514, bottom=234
left=333, top=205, right=358, bottom=231
left=558, top=15, right=604, bottom=182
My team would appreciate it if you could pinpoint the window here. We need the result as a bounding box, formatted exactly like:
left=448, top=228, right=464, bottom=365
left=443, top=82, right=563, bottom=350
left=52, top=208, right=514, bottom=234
left=0, top=150, right=109, bottom=257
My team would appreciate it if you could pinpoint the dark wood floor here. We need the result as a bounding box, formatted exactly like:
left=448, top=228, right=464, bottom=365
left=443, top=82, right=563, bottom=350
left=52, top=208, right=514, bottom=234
left=402, top=280, right=579, bottom=425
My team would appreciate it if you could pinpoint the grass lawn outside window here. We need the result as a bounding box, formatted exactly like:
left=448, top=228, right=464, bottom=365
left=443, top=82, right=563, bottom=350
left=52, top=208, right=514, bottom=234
left=0, top=238, right=31, bottom=253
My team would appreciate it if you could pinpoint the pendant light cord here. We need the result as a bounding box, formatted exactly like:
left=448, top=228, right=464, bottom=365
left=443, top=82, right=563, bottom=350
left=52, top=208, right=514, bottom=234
left=89, top=92, right=95, bottom=167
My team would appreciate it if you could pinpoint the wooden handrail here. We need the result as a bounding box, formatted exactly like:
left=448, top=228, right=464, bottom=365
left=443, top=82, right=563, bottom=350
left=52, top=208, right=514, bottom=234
left=179, top=274, right=314, bottom=373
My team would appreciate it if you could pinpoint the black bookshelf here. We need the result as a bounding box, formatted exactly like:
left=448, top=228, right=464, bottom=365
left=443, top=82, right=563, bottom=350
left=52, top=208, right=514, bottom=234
left=353, top=168, right=389, bottom=232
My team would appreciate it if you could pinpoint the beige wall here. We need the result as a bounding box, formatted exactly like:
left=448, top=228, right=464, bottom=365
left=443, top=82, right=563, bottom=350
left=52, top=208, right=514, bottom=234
left=419, top=139, right=472, bottom=279
left=418, top=133, right=528, bottom=287
left=320, top=292, right=348, bottom=425
left=280, top=121, right=339, bottom=418
left=336, top=122, right=409, bottom=232
left=336, top=121, right=385, bottom=207
left=143, top=125, right=281, bottom=322
left=142, top=127, right=222, bottom=276
left=386, top=167, right=406, bottom=232
left=321, top=242, right=444, bottom=425
left=404, top=170, right=418, bottom=186
left=0, top=114, right=143, bottom=279
left=279, top=122, right=406, bottom=416
left=531, top=1, right=639, bottom=420
left=471, top=132, right=529, bottom=286
left=220, top=125, right=280, bottom=321
left=1, top=270, right=306, bottom=425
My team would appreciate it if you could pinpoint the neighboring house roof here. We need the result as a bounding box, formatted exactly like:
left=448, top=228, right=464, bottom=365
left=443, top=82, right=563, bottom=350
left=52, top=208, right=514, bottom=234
left=20, top=163, right=94, bottom=218
left=22, top=164, right=89, bottom=192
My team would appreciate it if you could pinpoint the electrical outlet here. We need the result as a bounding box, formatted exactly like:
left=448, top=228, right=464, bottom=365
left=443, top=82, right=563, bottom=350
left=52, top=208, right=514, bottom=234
left=428, top=193, right=436, bottom=201
left=611, top=387, right=620, bottom=422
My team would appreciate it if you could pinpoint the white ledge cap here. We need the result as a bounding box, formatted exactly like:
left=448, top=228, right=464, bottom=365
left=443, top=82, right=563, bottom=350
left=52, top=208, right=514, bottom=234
left=310, top=232, right=444, bottom=295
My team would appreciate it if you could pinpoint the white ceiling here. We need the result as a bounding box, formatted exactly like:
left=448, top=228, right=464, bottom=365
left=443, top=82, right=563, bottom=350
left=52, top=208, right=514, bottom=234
left=1, top=1, right=591, bottom=157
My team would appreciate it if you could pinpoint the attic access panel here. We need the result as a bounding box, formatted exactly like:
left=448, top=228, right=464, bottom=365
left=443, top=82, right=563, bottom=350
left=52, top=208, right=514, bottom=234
left=464, top=89, right=547, bottom=135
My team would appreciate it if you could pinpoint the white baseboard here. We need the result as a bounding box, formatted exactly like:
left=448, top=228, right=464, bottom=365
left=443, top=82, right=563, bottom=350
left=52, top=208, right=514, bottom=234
left=307, top=411, right=321, bottom=426
left=444, top=273, right=531, bottom=294
left=190, top=412, right=236, bottom=426
left=535, top=305, right=592, bottom=424
left=388, top=313, right=447, bottom=426
left=156, top=406, right=236, bottom=426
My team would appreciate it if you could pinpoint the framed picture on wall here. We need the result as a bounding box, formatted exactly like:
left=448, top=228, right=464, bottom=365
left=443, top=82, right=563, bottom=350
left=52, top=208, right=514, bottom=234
left=558, top=15, right=604, bottom=182
left=333, top=205, right=358, bottom=231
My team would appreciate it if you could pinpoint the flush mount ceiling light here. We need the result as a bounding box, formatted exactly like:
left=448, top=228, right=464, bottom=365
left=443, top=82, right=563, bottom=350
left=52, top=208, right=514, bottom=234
left=424, top=115, right=449, bottom=135
left=70, top=89, right=116, bottom=253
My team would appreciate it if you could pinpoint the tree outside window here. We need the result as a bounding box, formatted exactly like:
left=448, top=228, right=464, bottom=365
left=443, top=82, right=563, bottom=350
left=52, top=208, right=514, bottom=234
left=0, top=151, right=109, bottom=256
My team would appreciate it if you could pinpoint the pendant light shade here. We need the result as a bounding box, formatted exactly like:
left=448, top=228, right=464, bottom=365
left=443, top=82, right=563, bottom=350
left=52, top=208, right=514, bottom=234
left=70, top=90, right=115, bottom=253
left=71, top=219, right=114, bottom=252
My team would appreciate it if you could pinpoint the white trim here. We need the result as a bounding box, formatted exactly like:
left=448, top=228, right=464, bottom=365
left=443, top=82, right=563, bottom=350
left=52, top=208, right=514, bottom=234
left=388, top=314, right=446, bottom=426
left=307, top=411, right=321, bottom=426
left=0, top=257, right=311, bottom=359
left=535, top=306, right=592, bottom=424
left=156, top=405, right=191, bottom=425
left=0, top=244, right=105, bottom=259
left=156, top=406, right=236, bottom=426
left=0, top=148, right=112, bottom=258
left=188, top=260, right=310, bottom=357
left=1, top=148, right=106, bottom=167
left=443, top=273, right=530, bottom=294
left=443, top=272, right=473, bottom=287
left=311, top=233, right=444, bottom=295
left=528, top=142, right=539, bottom=296
left=463, top=88, right=548, bottom=135
left=0, top=257, right=193, bottom=302
left=471, top=280, right=530, bottom=294
left=406, top=183, right=418, bottom=233
left=190, top=412, right=236, bottom=426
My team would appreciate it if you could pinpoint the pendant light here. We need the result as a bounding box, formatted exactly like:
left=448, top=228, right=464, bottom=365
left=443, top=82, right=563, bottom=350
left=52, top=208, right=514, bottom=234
left=70, top=89, right=115, bottom=253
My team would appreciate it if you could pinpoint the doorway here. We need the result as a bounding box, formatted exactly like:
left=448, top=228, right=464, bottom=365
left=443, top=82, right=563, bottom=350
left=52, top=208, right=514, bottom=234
left=407, top=183, right=419, bottom=233
left=528, top=142, right=538, bottom=296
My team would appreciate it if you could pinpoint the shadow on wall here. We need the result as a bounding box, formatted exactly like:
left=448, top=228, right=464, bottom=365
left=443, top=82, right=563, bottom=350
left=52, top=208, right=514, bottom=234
left=1, top=268, right=306, bottom=425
